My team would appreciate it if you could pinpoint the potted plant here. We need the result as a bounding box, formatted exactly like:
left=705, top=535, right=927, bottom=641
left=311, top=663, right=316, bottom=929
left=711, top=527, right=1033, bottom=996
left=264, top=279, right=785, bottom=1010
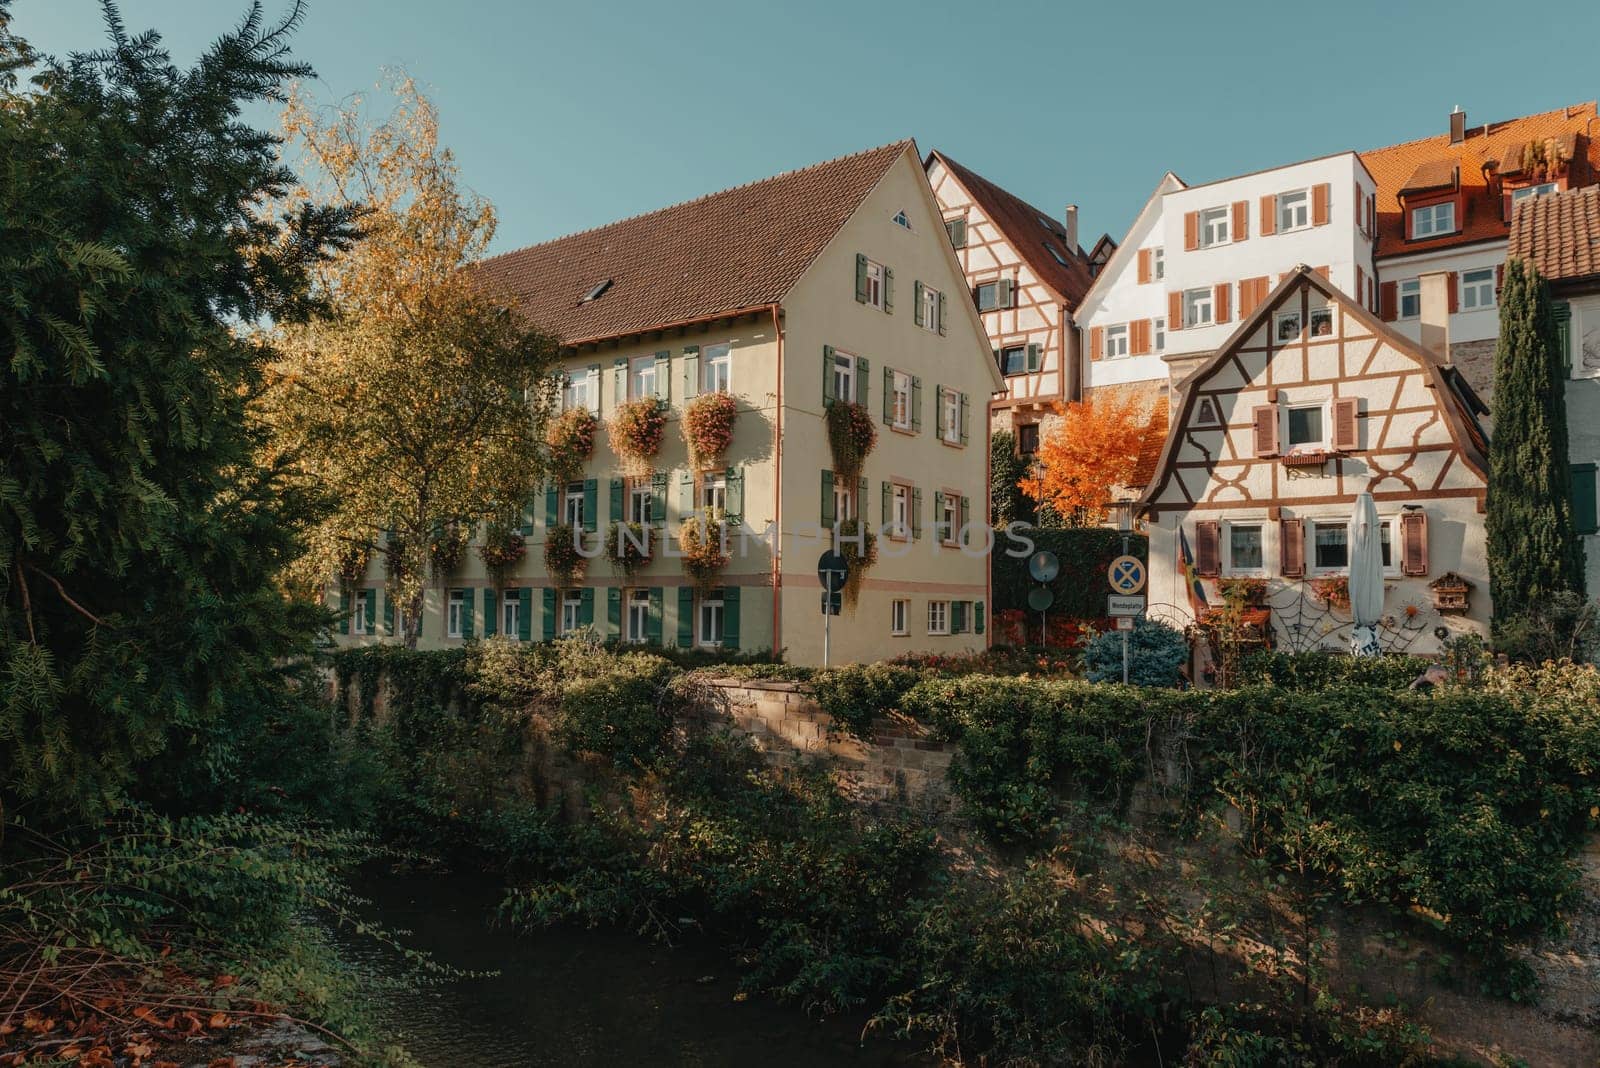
left=682, top=392, right=738, bottom=468
left=610, top=397, right=668, bottom=477
left=826, top=400, right=877, bottom=483
left=679, top=508, right=729, bottom=590
left=544, top=523, right=585, bottom=587
left=546, top=407, right=597, bottom=483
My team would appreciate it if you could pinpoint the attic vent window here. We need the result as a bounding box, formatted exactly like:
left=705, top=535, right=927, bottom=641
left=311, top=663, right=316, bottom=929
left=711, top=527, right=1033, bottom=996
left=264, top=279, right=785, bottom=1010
left=580, top=279, right=613, bottom=303
left=892, top=210, right=912, bottom=229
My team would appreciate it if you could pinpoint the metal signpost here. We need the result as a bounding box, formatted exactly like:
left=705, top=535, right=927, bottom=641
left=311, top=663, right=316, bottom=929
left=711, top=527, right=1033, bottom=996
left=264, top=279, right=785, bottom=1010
left=1106, top=550, right=1146, bottom=685
left=817, top=550, right=848, bottom=668
left=1026, top=550, right=1059, bottom=647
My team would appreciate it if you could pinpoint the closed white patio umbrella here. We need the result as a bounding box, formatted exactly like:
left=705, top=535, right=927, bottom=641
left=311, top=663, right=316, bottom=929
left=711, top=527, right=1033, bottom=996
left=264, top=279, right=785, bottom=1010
left=1348, top=492, right=1386, bottom=657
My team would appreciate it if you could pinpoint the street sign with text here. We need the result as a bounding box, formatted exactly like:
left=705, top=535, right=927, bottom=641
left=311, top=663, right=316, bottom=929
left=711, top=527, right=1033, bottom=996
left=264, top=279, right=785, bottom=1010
left=1108, top=594, right=1146, bottom=617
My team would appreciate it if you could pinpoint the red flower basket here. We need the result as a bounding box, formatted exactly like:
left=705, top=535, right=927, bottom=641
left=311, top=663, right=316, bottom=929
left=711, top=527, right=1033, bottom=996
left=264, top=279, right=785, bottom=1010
left=547, top=408, right=597, bottom=483
left=610, top=398, right=668, bottom=476
left=683, top=392, right=738, bottom=468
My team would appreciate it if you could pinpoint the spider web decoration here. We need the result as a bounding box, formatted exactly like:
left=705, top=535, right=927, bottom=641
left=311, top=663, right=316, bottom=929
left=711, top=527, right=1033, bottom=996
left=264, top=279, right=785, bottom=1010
left=1258, top=582, right=1433, bottom=655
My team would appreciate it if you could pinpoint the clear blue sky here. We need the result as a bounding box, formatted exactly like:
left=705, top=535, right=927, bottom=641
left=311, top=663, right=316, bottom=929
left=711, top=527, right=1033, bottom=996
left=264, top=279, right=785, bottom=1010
left=15, top=0, right=1600, bottom=255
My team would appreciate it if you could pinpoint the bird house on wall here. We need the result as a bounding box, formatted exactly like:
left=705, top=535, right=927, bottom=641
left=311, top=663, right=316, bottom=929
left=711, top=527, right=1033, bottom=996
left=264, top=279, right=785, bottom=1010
left=1428, top=572, right=1471, bottom=614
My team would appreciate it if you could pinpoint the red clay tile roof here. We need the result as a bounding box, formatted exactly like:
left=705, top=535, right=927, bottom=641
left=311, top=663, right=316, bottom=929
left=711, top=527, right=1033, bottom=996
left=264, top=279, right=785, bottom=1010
left=1129, top=395, right=1169, bottom=488
left=473, top=141, right=912, bottom=345
left=1360, top=103, right=1599, bottom=257
left=1509, top=183, right=1600, bottom=283
left=1397, top=159, right=1458, bottom=196
left=925, top=150, right=1096, bottom=307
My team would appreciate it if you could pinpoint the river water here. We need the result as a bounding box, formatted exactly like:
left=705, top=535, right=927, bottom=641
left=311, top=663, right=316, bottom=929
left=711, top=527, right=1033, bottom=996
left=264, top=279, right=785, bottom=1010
left=345, top=867, right=931, bottom=1067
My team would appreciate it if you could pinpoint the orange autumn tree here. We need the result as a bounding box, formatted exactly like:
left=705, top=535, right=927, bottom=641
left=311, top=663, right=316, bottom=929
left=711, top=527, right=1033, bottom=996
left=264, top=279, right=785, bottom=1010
left=1020, top=394, right=1160, bottom=526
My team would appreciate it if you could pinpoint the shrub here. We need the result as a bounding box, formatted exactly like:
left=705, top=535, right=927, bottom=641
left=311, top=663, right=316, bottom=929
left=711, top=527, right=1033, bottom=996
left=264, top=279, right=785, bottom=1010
left=810, top=663, right=921, bottom=742
left=556, top=654, right=678, bottom=769
left=1236, top=649, right=1433, bottom=691
left=1083, top=618, right=1188, bottom=686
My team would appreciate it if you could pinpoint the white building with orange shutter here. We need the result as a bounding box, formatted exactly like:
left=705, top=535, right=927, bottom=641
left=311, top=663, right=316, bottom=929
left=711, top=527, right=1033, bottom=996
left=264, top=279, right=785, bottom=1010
left=1138, top=267, right=1491, bottom=657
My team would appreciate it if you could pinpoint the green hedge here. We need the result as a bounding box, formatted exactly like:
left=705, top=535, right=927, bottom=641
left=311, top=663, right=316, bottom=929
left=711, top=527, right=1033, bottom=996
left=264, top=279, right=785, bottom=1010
left=991, top=527, right=1148, bottom=620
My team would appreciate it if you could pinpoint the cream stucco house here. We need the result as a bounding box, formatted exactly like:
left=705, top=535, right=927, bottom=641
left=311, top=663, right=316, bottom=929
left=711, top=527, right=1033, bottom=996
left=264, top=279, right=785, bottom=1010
left=336, top=141, right=1000, bottom=665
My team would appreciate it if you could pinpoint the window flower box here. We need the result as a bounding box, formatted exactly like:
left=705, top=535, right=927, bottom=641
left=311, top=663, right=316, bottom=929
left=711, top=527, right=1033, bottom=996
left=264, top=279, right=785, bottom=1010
left=1282, top=449, right=1329, bottom=468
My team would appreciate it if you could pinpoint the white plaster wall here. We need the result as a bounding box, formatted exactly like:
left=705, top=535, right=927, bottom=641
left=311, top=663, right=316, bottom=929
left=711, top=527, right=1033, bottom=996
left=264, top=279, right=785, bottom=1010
left=1380, top=242, right=1508, bottom=346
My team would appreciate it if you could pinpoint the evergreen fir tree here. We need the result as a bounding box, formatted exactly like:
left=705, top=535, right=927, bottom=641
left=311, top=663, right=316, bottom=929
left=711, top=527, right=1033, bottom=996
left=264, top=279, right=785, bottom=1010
left=1485, top=258, right=1583, bottom=624
left=0, top=2, right=356, bottom=817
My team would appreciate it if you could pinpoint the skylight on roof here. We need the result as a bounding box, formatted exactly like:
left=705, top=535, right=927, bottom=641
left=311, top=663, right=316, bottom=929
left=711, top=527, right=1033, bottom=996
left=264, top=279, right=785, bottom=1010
left=1045, top=243, right=1070, bottom=267
left=580, top=279, right=613, bottom=303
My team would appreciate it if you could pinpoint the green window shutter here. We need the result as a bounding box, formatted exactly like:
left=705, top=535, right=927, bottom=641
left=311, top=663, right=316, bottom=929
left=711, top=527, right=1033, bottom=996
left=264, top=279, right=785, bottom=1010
left=545, top=484, right=559, bottom=528
left=383, top=588, right=395, bottom=636
left=913, top=280, right=925, bottom=326
left=937, top=291, right=947, bottom=335
left=518, top=588, right=533, bottom=641
left=911, top=376, right=922, bottom=432
left=647, top=588, right=664, bottom=644
left=677, top=586, right=695, bottom=647
left=1026, top=343, right=1042, bottom=372
left=654, top=350, right=671, bottom=402
left=461, top=588, right=475, bottom=640
left=726, top=467, right=744, bottom=527
left=974, top=600, right=986, bottom=635
left=882, top=366, right=894, bottom=424
left=951, top=600, right=966, bottom=634
left=857, top=356, right=870, bottom=409
left=607, top=587, right=622, bottom=634
left=610, top=477, right=625, bottom=523
left=881, top=481, right=891, bottom=527
left=339, top=587, right=351, bottom=634
left=587, top=363, right=602, bottom=413
left=483, top=587, right=497, bottom=637
left=959, top=392, right=970, bottom=445
left=933, top=491, right=944, bottom=540
left=583, top=478, right=598, bottom=533
left=960, top=496, right=970, bottom=544
left=364, top=590, right=376, bottom=633
left=857, top=477, right=868, bottom=524
left=855, top=253, right=869, bottom=303
left=722, top=587, right=741, bottom=649
left=680, top=471, right=695, bottom=514
left=822, top=344, right=836, bottom=407
left=682, top=345, right=700, bottom=400
left=520, top=500, right=534, bottom=537
left=912, top=487, right=923, bottom=540
left=883, top=267, right=894, bottom=313
left=542, top=588, right=557, bottom=640
left=821, top=470, right=836, bottom=527
left=613, top=357, right=628, bottom=401
left=579, top=587, right=594, bottom=627
left=1573, top=462, right=1598, bottom=535
left=651, top=472, right=669, bottom=522
left=934, top=385, right=944, bottom=438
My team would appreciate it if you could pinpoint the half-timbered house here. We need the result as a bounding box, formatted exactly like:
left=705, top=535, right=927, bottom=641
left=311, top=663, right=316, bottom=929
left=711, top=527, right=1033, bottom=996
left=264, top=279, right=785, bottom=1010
left=1139, top=266, right=1491, bottom=656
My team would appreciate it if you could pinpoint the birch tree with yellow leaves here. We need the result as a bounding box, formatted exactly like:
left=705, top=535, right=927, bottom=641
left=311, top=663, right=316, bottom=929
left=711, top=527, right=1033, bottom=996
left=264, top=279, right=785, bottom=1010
left=262, top=77, right=558, bottom=646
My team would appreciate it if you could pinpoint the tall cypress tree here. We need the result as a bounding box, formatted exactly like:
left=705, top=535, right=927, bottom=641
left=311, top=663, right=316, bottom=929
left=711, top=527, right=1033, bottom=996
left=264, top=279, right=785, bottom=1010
left=1485, top=258, right=1583, bottom=623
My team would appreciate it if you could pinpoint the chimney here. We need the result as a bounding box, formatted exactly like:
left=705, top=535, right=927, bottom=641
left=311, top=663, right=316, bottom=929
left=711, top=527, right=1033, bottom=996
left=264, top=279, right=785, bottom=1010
left=1064, top=204, right=1079, bottom=254
left=1419, top=271, right=1452, bottom=361
left=1449, top=105, right=1466, bottom=145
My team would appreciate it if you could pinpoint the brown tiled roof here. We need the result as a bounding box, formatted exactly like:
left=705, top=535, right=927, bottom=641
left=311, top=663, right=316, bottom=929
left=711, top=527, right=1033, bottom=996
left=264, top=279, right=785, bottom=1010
left=925, top=150, right=1096, bottom=307
left=473, top=141, right=912, bottom=345
left=1508, top=183, right=1600, bottom=283
left=1129, top=395, right=1168, bottom=488
left=1360, top=103, right=1599, bottom=256
left=1398, top=159, right=1458, bottom=196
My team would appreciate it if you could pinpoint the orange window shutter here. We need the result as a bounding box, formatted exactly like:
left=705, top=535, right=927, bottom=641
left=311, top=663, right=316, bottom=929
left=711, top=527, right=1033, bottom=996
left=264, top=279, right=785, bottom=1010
left=1355, top=265, right=1365, bottom=304
left=1183, top=211, right=1199, bottom=251
left=1239, top=276, right=1266, bottom=318
left=1354, top=182, right=1363, bottom=232
left=1140, top=319, right=1155, bottom=354
left=1089, top=326, right=1105, bottom=361
left=1400, top=511, right=1429, bottom=576
left=1252, top=403, right=1278, bottom=457
left=1279, top=517, right=1305, bottom=577
left=1447, top=272, right=1459, bottom=313
left=1195, top=520, right=1221, bottom=577
left=1312, top=183, right=1331, bottom=226
left=1495, top=263, right=1505, bottom=294
left=1379, top=281, right=1398, bottom=321
left=1214, top=282, right=1231, bottom=323
left=1259, top=195, right=1276, bottom=236
left=1331, top=397, right=1359, bottom=452
left=1168, top=290, right=1183, bottom=330
left=1137, top=249, right=1152, bottom=284
left=1232, top=200, right=1248, bottom=241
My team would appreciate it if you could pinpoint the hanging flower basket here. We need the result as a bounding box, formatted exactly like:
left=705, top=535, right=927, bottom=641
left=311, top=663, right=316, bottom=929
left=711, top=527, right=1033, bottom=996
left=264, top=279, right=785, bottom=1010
left=384, top=536, right=411, bottom=580
left=337, top=542, right=372, bottom=585
left=1311, top=575, right=1350, bottom=610
left=544, top=523, right=585, bottom=587
left=1218, top=577, right=1268, bottom=608
left=547, top=408, right=597, bottom=484
left=836, top=517, right=877, bottom=610
left=478, top=520, right=526, bottom=586
left=606, top=521, right=652, bottom=580
left=679, top=509, right=729, bottom=590
left=826, top=401, right=877, bottom=483
left=683, top=392, right=738, bottom=469
left=610, top=398, right=669, bottom=476
left=429, top=523, right=468, bottom=577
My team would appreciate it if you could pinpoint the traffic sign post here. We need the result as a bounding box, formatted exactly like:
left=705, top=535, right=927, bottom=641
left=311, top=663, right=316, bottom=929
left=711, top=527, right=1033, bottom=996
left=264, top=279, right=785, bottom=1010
left=1027, top=551, right=1059, bottom=648
left=1107, top=509, right=1144, bottom=684
left=1107, top=595, right=1145, bottom=616
left=817, top=550, right=848, bottom=667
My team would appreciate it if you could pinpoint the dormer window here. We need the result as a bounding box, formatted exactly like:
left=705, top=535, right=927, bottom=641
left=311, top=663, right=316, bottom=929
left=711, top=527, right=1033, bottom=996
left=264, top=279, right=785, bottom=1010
left=1511, top=183, right=1559, bottom=206
left=580, top=279, right=613, bottom=303
left=1411, top=202, right=1455, bottom=238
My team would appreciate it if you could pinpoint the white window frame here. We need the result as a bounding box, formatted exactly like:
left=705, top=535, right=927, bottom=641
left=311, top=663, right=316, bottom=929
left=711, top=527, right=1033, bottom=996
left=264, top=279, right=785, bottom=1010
left=1152, top=247, right=1165, bottom=280
left=560, top=590, right=582, bottom=635
left=1276, top=189, right=1310, bottom=232
left=1275, top=310, right=1302, bottom=341
left=701, top=473, right=727, bottom=516
left=1153, top=317, right=1166, bottom=353
left=1105, top=324, right=1129, bottom=359
left=503, top=591, right=520, bottom=640
left=833, top=480, right=856, bottom=523
left=927, top=600, right=950, bottom=635
left=352, top=590, right=368, bottom=635
left=919, top=284, right=940, bottom=332
left=1411, top=201, right=1456, bottom=238
left=1284, top=401, right=1328, bottom=452
left=833, top=350, right=858, bottom=404
left=1223, top=522, right=1267, bottom=577
left=1399, top=279, right=1421, bottom=320
left=702, top=342, right=732, bottom=394
left=629, top=356, right=657, bottom=400
left=891, top=598, right=909, bottom=636
left=563, top=482, right=585, bottom=528
left=892, top=209, right=913, bottom=230
left=1511, top=182, right=1558, bottom=205
left=628, top=482, right=653, bottom=525
left=863, top=259, right=886, bottom=310
left=447, top=589, right=465, bottom=639
left=891, top=370, right=911, bottom=429
left=939, top=493, right=959, bottom=545
left=1198, top=205, right=1230, bottom=247
left=892, top=484, right=910, bottom=536
left=698, top=592, right=724, bottom=647
left=1460, top=268, right=1495, bottom=311
left=1183, top=288, right=1214, bottom=328
left=941, top=389, right=960, bottom=444
left=626, top=588, right=650, bottom=644
left=1308, top=307, right=1333, bottom=338
left=562, top=373, right=590, bottom=413
left=1306, top=516, right=1400, bottom=577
